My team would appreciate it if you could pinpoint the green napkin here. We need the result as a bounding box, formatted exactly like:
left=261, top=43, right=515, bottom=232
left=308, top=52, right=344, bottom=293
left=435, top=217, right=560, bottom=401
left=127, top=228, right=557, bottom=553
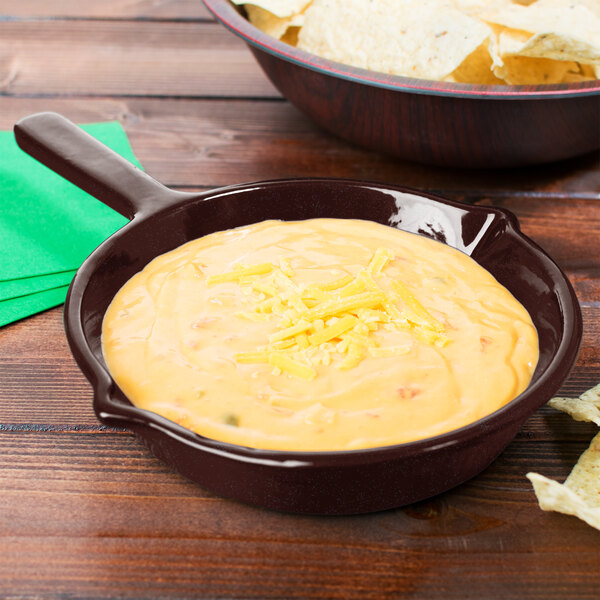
left=0, top=270, right=75, bottom=301
left=0, top=122, right=138, bottom=281
left=0, top=121, right=141, bottom=326
left=0, top=285, right=70, bottom=328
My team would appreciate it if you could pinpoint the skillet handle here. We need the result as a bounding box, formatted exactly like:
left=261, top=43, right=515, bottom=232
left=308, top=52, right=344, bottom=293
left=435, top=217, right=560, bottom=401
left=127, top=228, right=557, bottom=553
left=14, top=112, right=192, bottom=219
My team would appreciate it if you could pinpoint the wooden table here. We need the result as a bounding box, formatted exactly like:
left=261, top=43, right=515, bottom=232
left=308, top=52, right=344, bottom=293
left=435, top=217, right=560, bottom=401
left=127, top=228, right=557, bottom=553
left=1, top=2, right=599, bottom=598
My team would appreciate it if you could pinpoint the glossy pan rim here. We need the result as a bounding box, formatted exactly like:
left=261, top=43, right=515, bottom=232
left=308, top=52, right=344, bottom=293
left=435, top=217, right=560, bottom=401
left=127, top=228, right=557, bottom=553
left=203, top=0, right=600, bottom=100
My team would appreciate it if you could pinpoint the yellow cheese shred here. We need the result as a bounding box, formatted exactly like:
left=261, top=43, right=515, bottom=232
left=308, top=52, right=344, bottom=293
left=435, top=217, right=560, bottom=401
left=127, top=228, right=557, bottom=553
left=306, top=291, right=387, bottom=321
left=209, top=248, right=448, bottom=378
left=367, top=247, right=394, bottom=275
left=339, top=341, right=364, bottom=370
left=296, top=332, right=310, bottom=349
left=279, top=257, right=294, bottom=277
left=252, top=280, right=278, bottom=296
left=269, top=319, right=311, bottom=343
left=392, top=280, right=444, bottom=332
left=336, top=277, right=367, bottom=297
left=309, top=314, right=358, bottom=346
left=207, top=262, right=276, bottom=284
left=307, top=274, right=353, bottom=292
left=268, top=352, right=316, bottom=380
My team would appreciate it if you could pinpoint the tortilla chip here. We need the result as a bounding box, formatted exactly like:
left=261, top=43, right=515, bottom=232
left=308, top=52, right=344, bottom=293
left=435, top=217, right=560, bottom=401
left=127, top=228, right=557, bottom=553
left=527, top=473, right=600, bottom=530
left=543, top=0, right=600, bottom=20
left=447, top=41, right=505, bottom=84
left=237, top=0, right=598, bottom=83
left=494, top=53, right=577, bottom=84
left=564, top=432, right=600, bottom=507
left=560, top=65, right=597, bottom=82
left=451, top=0, right=496, bottom=17
left=527, top=383, right=600, bottom=530
left=508, top=30, right=600, bottom=64
left=246, top=5, right=305, bottom=39
left=527, top=431, right=600, bottom=530
left=297, top=0, right=491, bottom=81
left=580, top=63, right=599, bottom=78
left=491, top=27, right=578, bottom=83
left=481, top=0, right=600, bottom=64
left=231, top=0, right=312, bottom=19
left=549, top=382, right=600, bottom=426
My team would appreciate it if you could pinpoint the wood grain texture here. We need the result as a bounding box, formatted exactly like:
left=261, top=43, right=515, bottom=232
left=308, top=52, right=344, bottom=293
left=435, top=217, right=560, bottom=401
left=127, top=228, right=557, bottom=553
left=1, top=430, right=599, bottom=599
left=1, top=97, right=598, bottom=195
left=476, top=196, right=600, bottom=300
left=1, top=5, right=599, bottom=598
left=0, top=0, right=211, bottom=19
left=0, top=20, right=278, bottom=97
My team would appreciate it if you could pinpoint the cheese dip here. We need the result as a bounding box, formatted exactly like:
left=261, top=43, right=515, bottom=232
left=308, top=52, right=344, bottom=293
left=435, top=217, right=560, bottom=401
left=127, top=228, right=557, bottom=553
left=102, top=218, right=539, bottom=451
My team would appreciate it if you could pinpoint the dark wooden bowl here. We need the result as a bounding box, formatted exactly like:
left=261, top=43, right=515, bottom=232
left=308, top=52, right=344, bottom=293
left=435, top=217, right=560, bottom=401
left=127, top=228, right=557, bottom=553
left=204, top=0, right=600, bottom=168
left=14, top=112, right=582, bottom=514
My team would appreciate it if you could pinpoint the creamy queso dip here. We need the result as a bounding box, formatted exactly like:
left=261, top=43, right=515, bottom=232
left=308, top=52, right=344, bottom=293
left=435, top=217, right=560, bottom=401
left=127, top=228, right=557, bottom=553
left=102, top=218, right=539, bottom=451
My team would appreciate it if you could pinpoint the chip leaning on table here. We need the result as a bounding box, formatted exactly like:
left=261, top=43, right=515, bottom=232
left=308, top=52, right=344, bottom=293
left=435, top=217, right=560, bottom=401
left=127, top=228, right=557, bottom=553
left=528, top=383, right=600, bottom=531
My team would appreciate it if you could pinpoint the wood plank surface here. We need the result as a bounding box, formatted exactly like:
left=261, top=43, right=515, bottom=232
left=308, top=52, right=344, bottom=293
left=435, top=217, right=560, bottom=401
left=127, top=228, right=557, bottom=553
left=0, top=0, right=211, bottom=19
left=1, top=97, right=598, bottom=195
left=0, top=20, right=278, bottom=97
left=1, top=3, right=599, bottom=599
left=1, top=430, right=599, bottom=599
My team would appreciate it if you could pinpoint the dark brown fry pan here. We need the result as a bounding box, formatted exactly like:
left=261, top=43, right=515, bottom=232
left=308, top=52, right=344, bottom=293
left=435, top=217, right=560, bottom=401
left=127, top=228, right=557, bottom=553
left=14, top=112, right=582, bottom=514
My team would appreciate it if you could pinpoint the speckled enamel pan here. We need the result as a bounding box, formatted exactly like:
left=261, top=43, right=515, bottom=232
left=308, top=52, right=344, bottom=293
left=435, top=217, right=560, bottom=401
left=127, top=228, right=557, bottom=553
left=14, top=112, right=582, bottom=514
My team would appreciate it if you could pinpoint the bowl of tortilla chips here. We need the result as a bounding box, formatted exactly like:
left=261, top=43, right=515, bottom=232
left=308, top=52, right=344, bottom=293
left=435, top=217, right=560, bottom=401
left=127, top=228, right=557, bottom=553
left=204, top=0, right=600, bottom=167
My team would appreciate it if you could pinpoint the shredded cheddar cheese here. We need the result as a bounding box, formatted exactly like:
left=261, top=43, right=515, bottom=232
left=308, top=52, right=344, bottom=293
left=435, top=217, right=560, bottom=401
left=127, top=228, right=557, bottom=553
left=210, top=248, right=449, bottom=378
left=367, top=247, right=394, bottom=275
left=308, top=274, right=353, bottom=292
left=268, top=319, right=312, bottom=343
left=268, top=352, right=316, bottom=380
left=392, top=280, right=444, bottom=332
left=309, top=314, right=358, bottom=346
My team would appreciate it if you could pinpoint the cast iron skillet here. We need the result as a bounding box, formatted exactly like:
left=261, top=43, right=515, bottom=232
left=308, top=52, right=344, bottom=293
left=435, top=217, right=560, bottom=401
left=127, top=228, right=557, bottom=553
left=14, top=112, right=582, bottom=515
